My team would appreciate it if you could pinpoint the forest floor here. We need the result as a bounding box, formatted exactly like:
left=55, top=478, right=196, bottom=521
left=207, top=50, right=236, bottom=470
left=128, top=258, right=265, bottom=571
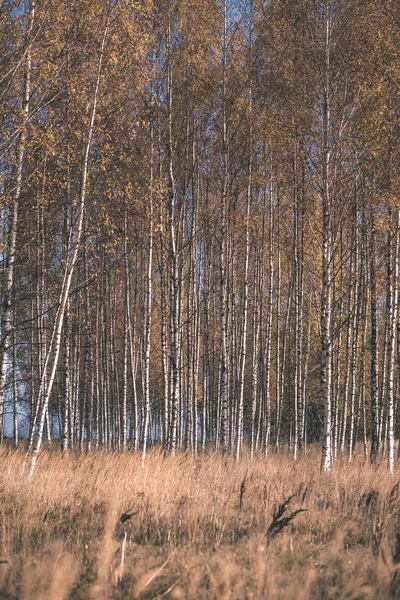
left=0, top=446, right=399, bottom=599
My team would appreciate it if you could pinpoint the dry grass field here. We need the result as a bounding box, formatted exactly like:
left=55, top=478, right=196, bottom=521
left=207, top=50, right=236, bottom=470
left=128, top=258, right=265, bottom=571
left=0, top=446, right=399, bottom=599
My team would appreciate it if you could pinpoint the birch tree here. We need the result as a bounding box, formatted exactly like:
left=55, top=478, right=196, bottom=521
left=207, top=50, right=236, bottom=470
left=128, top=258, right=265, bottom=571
left=28, top=12, right=110, bottom=475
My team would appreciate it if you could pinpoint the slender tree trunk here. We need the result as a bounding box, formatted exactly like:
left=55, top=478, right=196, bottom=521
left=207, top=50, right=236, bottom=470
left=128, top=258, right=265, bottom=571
left=142, top=123, right=154, bottom=467
left=219, top=0, right=229, bottom=453
left=321, top=0, right=333, bottom=472
left=349, top=205, right=361, bottom=461
left=121, top=210, right=129, bottom=451
left=264, top=172, right=274, bottom=455
left=28, top=17, right=109, bottom=475
left=0, top=1, right=35, bottom=440
left=236, top=95, right=252, bottom=460
left=387, top=210, right=399, bottom=473
left=12, top=328, right=18, bottom=446
left=370, top=204, right=379, bottom=462
left=166, top=13, right=180, bottom=455
left=297, top=163, right=305, bottom=454
left=275, top=195, right=281, bottom=450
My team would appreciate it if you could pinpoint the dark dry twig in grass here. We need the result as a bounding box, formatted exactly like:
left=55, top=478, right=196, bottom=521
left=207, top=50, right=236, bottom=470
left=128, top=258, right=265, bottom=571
left=266, top=490, right=307, bottom=543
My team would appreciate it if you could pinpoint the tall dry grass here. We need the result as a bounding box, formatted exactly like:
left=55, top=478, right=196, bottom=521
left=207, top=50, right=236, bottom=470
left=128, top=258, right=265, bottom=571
left=0, top=445, right=399, bottom=599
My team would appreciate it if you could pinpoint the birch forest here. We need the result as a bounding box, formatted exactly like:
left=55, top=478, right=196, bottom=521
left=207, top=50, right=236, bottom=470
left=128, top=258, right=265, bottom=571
left=2, top=1, right=400, bottom=597
left=1, top=0, right=400, bottom=471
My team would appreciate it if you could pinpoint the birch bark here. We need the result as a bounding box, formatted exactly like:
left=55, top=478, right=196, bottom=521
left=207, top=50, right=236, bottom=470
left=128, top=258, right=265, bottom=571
left=0, top=1, right=35, bottom=439
left=28, top=16, right=109, bottom=475
left=320, top=0, right=333, bottom=472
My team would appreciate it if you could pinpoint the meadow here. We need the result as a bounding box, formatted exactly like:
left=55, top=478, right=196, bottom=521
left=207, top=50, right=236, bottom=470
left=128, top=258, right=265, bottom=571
left=0, top=446, right=399, bottom=599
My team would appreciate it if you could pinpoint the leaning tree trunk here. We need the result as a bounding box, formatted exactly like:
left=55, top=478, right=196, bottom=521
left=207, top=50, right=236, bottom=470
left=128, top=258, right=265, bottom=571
left=27, top=18, right=109, bottom=476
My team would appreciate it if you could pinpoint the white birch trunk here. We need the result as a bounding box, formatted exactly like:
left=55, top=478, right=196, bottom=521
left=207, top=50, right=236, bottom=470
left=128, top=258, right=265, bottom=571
left=28, top=18, right=109, bottom=475
left=0, top=1, right=35, bottom=439
left=370, top=205, right=379, bottom=461
left=320, top=0, right=333, bottom=472
left=141, top=124, right=154, bottom=467
left=387, top=210, right=399, bottom=473
left=219, top=0, right=229, bottom=453
left=236, top=151, right=251, bottom=461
